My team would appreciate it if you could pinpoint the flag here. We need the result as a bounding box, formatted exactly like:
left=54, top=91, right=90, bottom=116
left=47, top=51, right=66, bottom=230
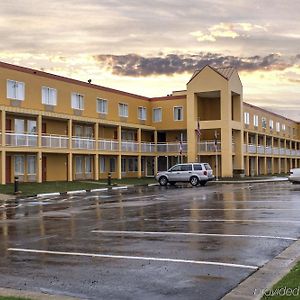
left=214, top=130, right=218, bottom=151
left=195, top=121, right=201, bottom=137
left=179, top=140, right=183, bottom=155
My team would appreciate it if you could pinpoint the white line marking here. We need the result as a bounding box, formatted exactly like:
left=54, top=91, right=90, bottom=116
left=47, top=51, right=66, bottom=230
left=90, top=188, right=108, bottom=192
left=37, top=192, right=61, bottom=198
left=112, top=186, right=128, bottom=190
left=91, top=230, right=297, bottom=241
left=144, top=218, right=300, bottom=224
left=67, top=190, right=86, bottom=195
left=7, top=248, right=258, bottom=270
left=184, top=208, right=300, bottom=211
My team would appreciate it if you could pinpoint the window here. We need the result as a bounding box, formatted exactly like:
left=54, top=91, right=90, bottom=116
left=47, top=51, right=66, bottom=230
left=119, top=103, right=128, bottom=117
left=169, top=165, right=181, bottom=172
left=97, top=98, right=108, bottom=114
left=193, top=164, right=203, bottom=171
left=84, top=126, right=93, bottom=138
left=128, top=158, right=138, bottom=172
left=75, top=156, right=83, bottom=174
left=282, top=124, right=286, bottom=131
left=28, top=120, right=37, bottom=133
left=244, top=112, right=250, bottom=125
left=153, top=108, right=162, bottom=122
left=42, top=86, right=57, bottom=105
left=100, top=157, right=106, bottom=172
left=269, top=120, right=274, bottom=130
left=7, top=80, right=25, bottom=101
left=262, top=117, right=267, bottom=129
left=174, top=106, right=183, bottom=121
left=71, top=93, right=84, bottom=110
left=14, top=119, right=25, bottom=133
left=14, top=155, right=24, bottom=175
left=85, top=157, right=92, bottom=173
left=109, top=158, right=116, bottom=172
left=27, top=156, right=36, bottom=175
left=121, top=158, right=126, bottom=172
left=180, top=164, right=192, bottom=171
left=138, top=107, right=147, bottom=120
left=276, top=122, right=280, bottom=132
left=253, top=115, right=259, bottom=127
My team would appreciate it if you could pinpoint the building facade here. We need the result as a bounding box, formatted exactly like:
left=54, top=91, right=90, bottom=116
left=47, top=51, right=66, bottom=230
left=0, top=61, right=299, bottom=184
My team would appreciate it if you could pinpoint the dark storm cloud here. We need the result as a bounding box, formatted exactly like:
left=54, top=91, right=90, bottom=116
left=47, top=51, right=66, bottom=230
left=94, top=53, right=298, bottom=77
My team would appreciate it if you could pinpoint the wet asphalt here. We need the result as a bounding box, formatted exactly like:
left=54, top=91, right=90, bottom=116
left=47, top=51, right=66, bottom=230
left=0, top=182, right=300, bottom=300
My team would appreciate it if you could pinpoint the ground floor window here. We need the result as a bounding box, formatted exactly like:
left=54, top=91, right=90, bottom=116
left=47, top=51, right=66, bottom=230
left=14, top=155, right=24, bottom=175
left=75, top=156, right=83, bottom=174
left=85, top=156, right=92, bottom=173
left=109, top=157, right=116, bottom=172
left=128, top=158, right=138, bottom=172
left=121, top=158, right=126, bottom=172
left=100, top=156, right=106, bottom=172
left=27, top=155, right=36, bottom=175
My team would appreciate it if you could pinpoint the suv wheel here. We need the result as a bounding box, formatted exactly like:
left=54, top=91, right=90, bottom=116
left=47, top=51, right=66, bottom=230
left=190, top=176, right=199, bottom=186
left=159, top=176, right=168, bottom=186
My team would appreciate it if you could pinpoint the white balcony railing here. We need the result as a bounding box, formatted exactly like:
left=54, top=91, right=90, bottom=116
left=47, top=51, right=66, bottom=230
left=273, top=147, right=279, bottom=155
left=247, top=144, right=257, bottom=154
left=265, top=146, right=272, bottom=155
left=98, top=139, right=119, bottom=151
left=198, top=141, right=221, bottom=152
left=6, top=132, right=38, bottom=147
left=141, top=142, right=156, bottom=153
left=72, top=137, right=95, bottom=150
left=157, top=142, right=187, bottom=153
left=257, top=145, right=265, bottom=154
left=121, top=141, right=139, bottom=152
left=42, top=134, right=68, bottom=148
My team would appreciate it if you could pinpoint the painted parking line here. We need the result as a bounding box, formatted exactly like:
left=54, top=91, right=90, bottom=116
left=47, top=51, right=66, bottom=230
left=7, top=248, right=258, bottom=270
left=91, top=230, right=297, bottom=241
left=184, top=208, right=300, bottom=211
left=144, top=218, right=300, bottom=224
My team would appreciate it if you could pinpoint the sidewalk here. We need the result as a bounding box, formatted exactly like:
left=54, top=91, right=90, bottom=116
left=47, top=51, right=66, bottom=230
left=213, top=177, right=289, bottom=184
left=222, top=239, right=300, bottom=300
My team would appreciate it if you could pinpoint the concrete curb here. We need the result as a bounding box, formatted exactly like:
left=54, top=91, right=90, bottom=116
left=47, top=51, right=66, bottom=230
left=0, top=287, right=82, bottom=300
left=222, top=239, right=300, bottom=300
left=213, top=177, right=288, bottom=184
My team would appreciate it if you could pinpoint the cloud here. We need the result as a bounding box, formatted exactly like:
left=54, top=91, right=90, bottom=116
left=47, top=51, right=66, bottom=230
left=190, top=22, right=268, bottom=42
left=93, top=52, right=298, bottom=77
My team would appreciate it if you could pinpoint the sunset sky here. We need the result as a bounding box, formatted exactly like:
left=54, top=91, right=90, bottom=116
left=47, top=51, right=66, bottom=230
left=0, top=0, right=299, bottom=120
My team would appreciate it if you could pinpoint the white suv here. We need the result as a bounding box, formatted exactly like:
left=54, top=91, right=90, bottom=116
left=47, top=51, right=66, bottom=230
left=156, top=163, right=214, bottom=186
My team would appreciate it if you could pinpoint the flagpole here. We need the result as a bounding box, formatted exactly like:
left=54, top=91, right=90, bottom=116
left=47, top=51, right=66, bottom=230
left=215, top=130, right=219, bottom=181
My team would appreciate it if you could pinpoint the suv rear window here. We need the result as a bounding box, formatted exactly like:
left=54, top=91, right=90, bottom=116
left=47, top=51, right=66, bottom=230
left=204, top=163, right=212, bottom=170
left=193, top=164, right=202, bottom=171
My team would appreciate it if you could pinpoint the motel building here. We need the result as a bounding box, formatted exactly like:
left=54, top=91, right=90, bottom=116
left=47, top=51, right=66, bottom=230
left=0, top=61, right=299, bottom=184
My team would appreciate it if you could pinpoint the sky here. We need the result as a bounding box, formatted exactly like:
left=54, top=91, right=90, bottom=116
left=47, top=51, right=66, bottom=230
left=0, top=0, right=299, bottom=120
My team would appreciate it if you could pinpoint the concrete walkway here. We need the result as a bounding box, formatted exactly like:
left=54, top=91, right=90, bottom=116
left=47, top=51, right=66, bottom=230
left=222, top=239, right=300, bottom=300
left=213, top=177, right=289, bottom=184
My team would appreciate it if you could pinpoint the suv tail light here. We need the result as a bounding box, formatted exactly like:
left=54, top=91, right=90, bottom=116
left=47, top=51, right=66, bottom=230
left=204, top=171, right=207, bottom=176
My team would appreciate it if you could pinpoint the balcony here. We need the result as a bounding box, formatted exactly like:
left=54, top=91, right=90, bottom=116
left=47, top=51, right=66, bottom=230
left=198, top=140, right=221, bottom=152
left=98, top=139, right=119, bottom=151
left=6, top=132, right=38, bottom=147
left=141, top=142, right=156, bottom=153
left=157, top=142, right=187, bottom=153
left=121, top=141, right=139, bottom=152
left=72, top=137, right=95, bottom=150
left=42, top=134, right=68, bottom=148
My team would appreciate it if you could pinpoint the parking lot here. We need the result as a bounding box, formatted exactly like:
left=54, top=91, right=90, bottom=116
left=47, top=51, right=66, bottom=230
left=0, top=182, right=300, bottom=300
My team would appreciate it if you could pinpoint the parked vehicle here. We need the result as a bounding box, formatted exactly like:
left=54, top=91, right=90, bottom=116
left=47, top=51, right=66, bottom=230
left=156, top=163, right=214, bottom=186
left=288, top=168, right=300, bottom=183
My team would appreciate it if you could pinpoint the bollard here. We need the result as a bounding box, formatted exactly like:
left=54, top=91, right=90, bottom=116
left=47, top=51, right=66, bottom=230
left=107, top=172, right=112, bottom=186
left=14, top=176, right=19, bottom=194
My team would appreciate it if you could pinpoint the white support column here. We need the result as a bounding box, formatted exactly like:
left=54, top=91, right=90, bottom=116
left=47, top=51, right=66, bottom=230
left=37, top=114, right=42, bottom=148
left=68, top=153, right=73, bottom=182
left=37, top=151, right=42, bottom=183
left=117, top=154, right=122, bottom=180
left=68, top=119, right=72, bottom=150
left=1, top=110, right=6, bottom=185
left=94, top=154, right=99, bottom=181
left=94, top=123, right=99, bottom=151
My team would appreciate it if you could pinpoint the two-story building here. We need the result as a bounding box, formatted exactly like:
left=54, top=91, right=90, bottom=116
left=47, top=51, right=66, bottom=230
left=0, top=61, right=299, bottom=184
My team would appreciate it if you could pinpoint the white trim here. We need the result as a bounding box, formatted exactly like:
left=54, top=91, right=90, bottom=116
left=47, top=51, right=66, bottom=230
left=7, top=248, right=258, bottom=270
left=90, top=188, right=109, bottom=192
left=118, top=102, right=129, bottom=118
left=37, top=192, right=60, bottom=198
left=66, top=190, right=86, bottom=195
left=153, top=107, right=162, bottom=123
left=137, top=106, right=147, bottom=121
